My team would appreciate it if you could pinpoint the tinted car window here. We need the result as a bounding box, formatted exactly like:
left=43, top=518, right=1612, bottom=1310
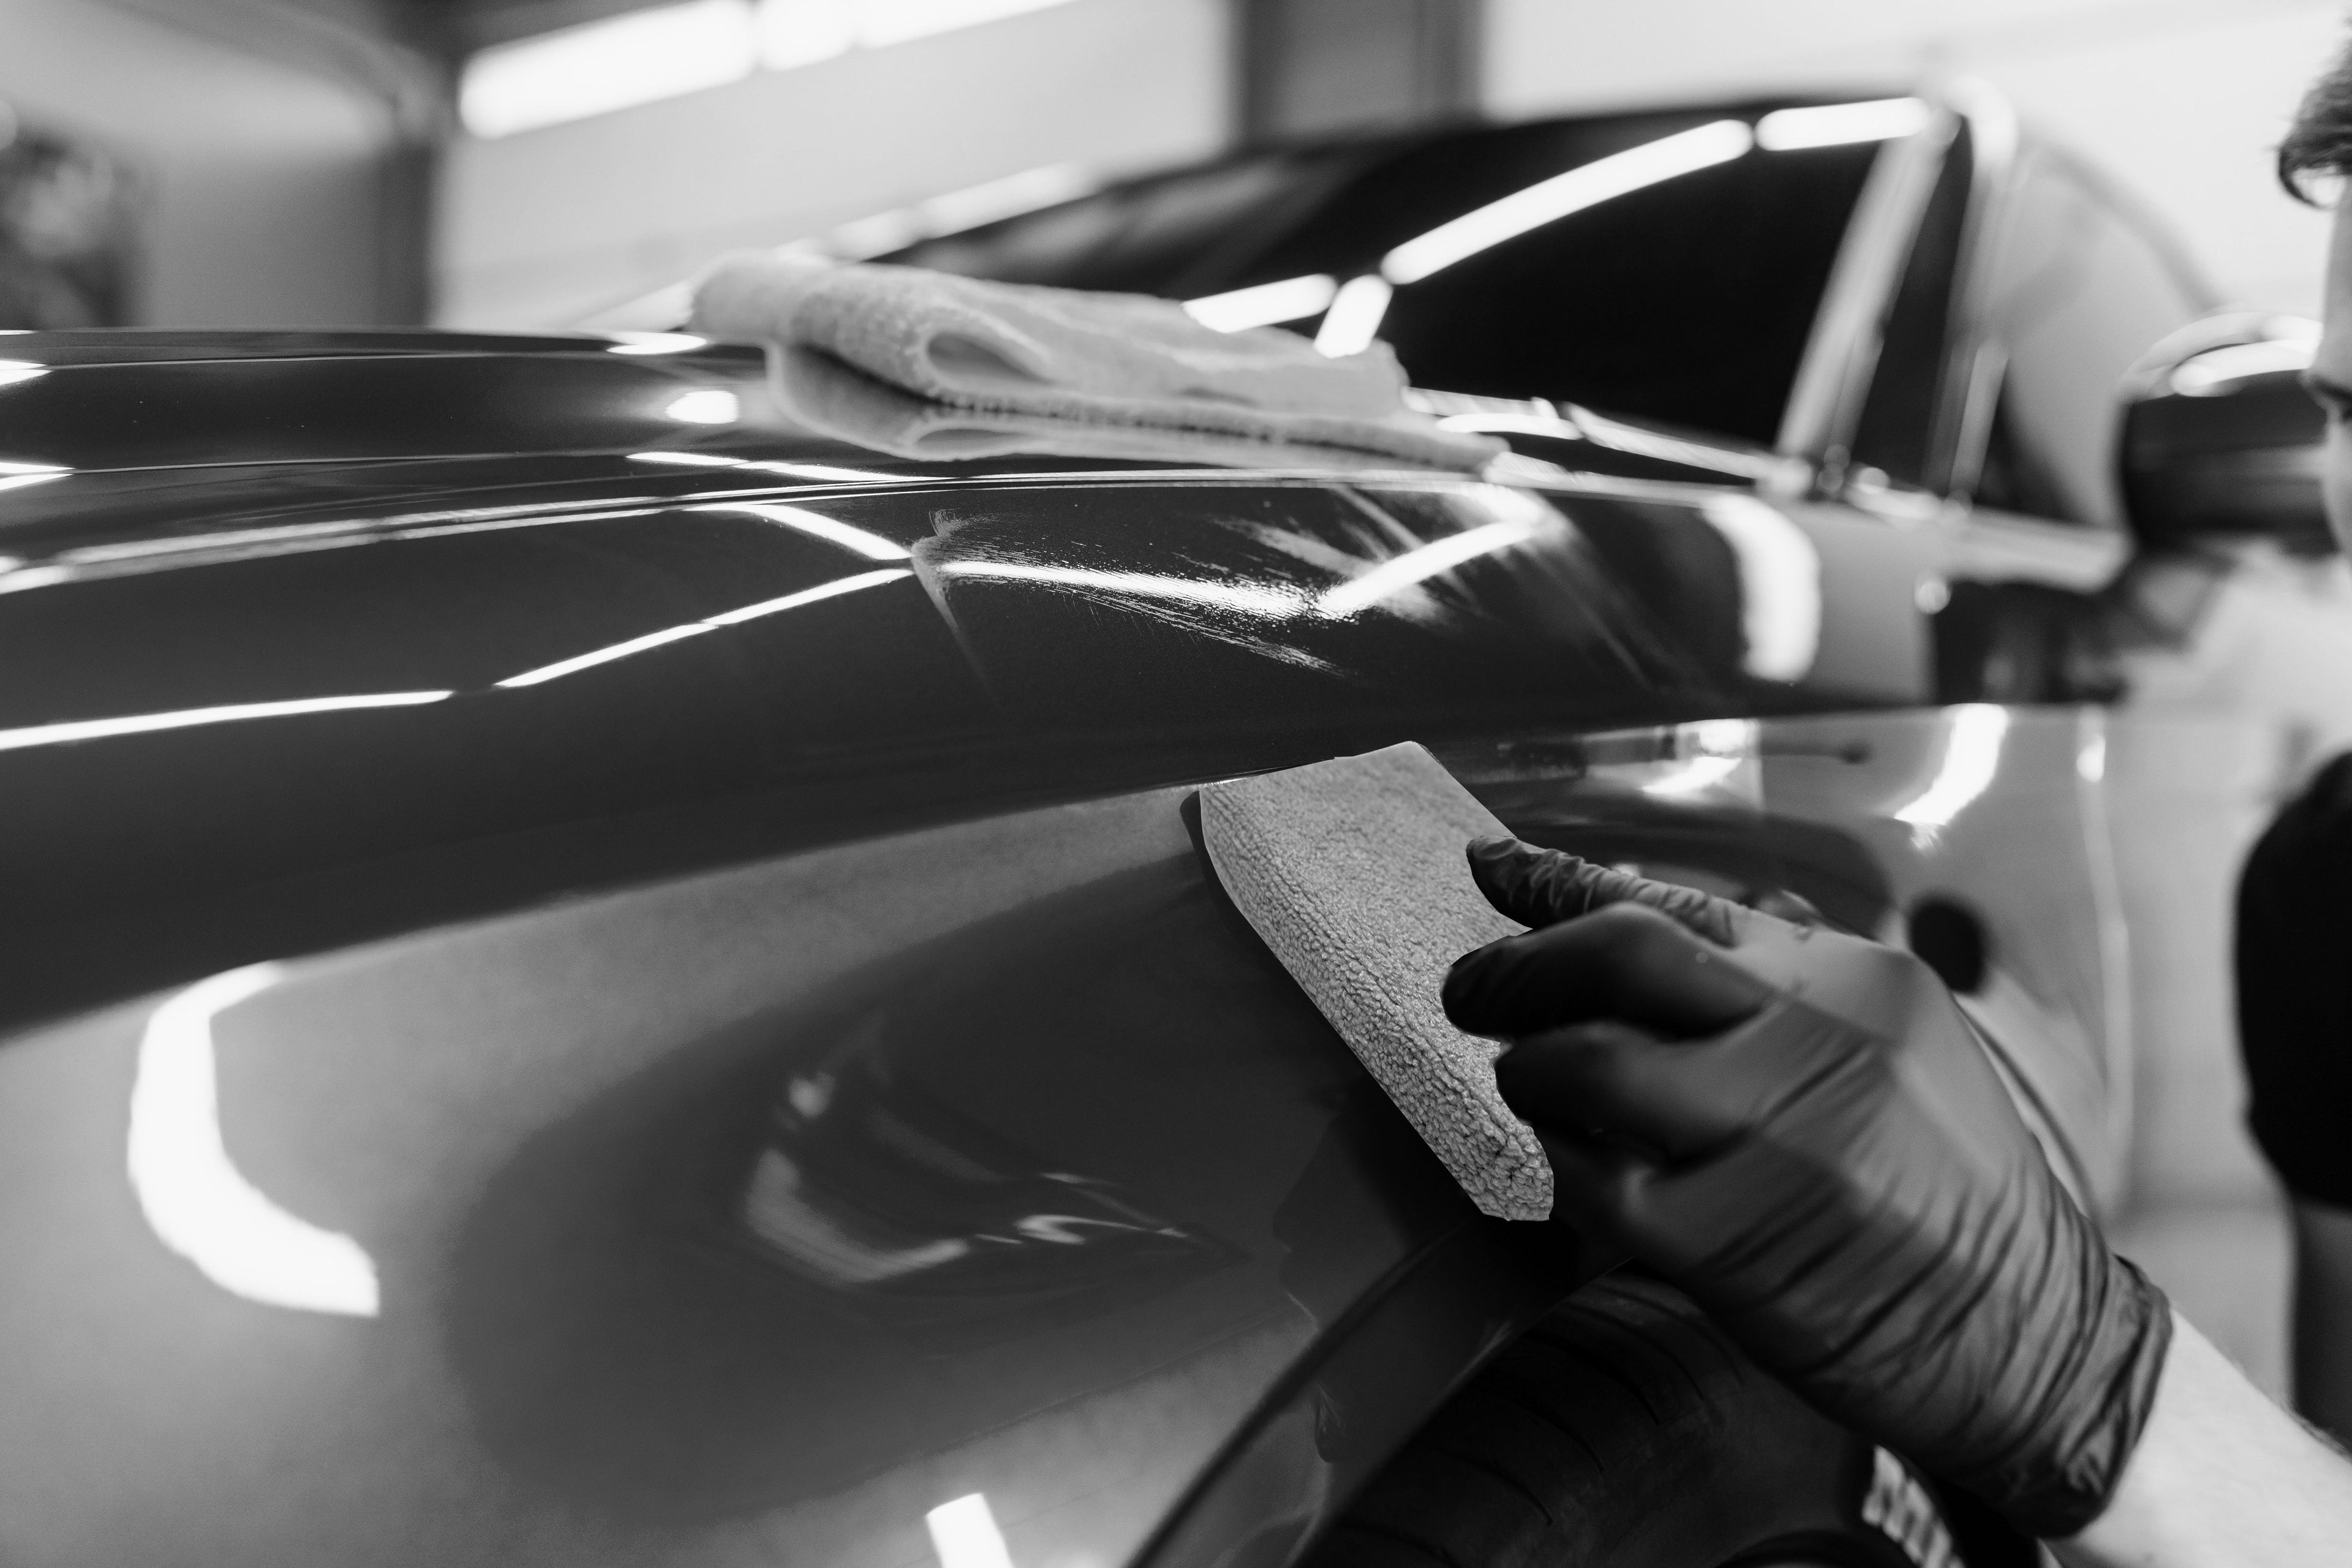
left=1849, top=127, right=1974, bottom=488
left=1971, top=149, right=2211, bottom=526
left=894, top=113, right=1879, bottom=446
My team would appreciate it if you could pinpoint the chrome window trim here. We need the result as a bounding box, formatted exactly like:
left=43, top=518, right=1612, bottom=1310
left=1773, top=100, right=1961, bottom=484
left=1923, top=77, right=2023, bottom=504
left=1929, top=83, right=2223, bottom=510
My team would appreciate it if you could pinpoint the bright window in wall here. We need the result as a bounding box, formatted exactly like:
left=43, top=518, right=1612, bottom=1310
left=461, top=0, right=1083, bottom=139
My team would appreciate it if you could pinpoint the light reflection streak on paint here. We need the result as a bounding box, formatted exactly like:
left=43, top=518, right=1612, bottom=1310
left=1184, top=274, right=1337, bottom=332
left=1314, top=276, right=1392, bottom=356
left=628, top=451, right=914, bottom=484
left=1755, top=97, right=1929, bottom=152
left=1894, top=706, right=2010, bottom=846
left=689, top=500, right=911, bottom=560
left=1380, top=120, right=1752, bottom=284
left=1641, top=755, right=1742, bottom=799
left=1315, top=517, right=1538, bottom=619
left=496, top=567, right=913, bottom=686
left=128, top=965, right=381, bottom=1318
left=625, top=450, right=739, bottom=467
left=0, top=470, right=64, bottom=496
left=387, top=508, right=665, bottom=541
left=925, top=1493, right=1016, bottom=1568
left=496, top=624, right=718, bottom=687
left=0, top=690, right=452, bottom=754
left=704, top=567, right=912, bottom=624
left=0, top=360, right=47, bottom=390
left=606, top=332, right=708, bottom=355
left=0, top=502, right=671, bottom=595
left=665, top=389, right=739, bottom=424
left=1700, top=496, right=1821, bottom=682
left=935, top=559, right=1306, bottom=618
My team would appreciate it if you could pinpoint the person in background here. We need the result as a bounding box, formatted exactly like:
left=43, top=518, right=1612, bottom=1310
left=2230, top=37, right=2352, bottom=1456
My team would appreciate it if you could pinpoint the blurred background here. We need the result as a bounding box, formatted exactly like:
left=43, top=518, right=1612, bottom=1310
left=0, top=0, right=2339, bottom=334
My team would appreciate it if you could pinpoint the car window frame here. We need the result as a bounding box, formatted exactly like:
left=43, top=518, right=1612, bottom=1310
left=1932, top=95, right=2221, bottom=518
left=1774, top=100, right=1965, bottom=488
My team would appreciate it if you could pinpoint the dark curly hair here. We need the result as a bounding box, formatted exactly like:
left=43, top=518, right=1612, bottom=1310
left=2282, top=40, right=2352, bottom=203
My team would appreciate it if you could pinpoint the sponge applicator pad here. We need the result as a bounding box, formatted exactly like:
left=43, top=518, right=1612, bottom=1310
left=1200, top=742, right=1553, bottom=1221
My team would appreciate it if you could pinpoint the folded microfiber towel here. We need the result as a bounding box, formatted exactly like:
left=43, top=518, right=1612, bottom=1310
left=1199, top=742, right=1551, bottom=1221
left=692, top=251, right=1503, bottom=473
left=766, top=344, right=1453, bottom=476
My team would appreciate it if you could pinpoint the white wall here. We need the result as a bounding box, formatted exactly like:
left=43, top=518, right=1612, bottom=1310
left=0, top=0, right=395, bottom=326
left=435, top=0, right=1230, bottom=328
left=1486, top=0, right=2345, bottom=317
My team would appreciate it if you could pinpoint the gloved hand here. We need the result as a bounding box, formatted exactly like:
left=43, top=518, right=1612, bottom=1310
left=1443, top=837, right=2172, bottom=1540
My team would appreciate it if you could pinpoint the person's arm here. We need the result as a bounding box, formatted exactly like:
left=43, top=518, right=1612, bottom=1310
left=2291, top=1196, right=2352, bottom=1444
left=2057, top=1311, right=2352, bottom=1566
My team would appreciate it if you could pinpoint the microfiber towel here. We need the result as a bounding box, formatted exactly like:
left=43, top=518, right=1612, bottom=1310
left=766, top=344, right=1450, bottom=476
left=1199, top=742, right=1552, bottom=1221
left=692, top=251, right=1504, bottom=473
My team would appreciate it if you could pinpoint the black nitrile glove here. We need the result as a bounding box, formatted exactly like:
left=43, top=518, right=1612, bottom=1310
left=1444, top=837, right=2171, bottom=1540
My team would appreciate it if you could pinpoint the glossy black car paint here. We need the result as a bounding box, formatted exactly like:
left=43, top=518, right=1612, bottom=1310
left=0, top=328, right=1942, bottom=1566
left=0, top=341, right=1828, bottom=1031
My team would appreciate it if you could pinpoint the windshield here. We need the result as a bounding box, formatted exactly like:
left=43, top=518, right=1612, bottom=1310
left=888, top=107, right=1888, bottom=448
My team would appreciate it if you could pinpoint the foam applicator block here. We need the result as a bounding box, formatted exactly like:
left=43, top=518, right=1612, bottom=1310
left=1200, top=742, right=1552, bottom=1221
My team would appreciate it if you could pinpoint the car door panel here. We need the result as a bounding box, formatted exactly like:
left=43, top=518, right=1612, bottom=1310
left=0, top=780, right=1612, bottom=1568
left=1453, top=707, right=2127, bottom=1214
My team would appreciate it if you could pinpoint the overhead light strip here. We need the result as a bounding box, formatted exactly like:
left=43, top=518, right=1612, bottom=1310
left=464, top=0, right=1084, bottom=139
left=1381, top=119, right=1754, bottom=285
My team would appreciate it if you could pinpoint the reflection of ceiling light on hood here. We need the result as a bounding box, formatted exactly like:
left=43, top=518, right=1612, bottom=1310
left=690, top=500, right=911, bottom=559
left=1755, top=97, right=1930, bottom=152
left=1381, top=120, right=1752, bottom=285
left=495, top=567, right=909, bottom=686
left=628, top=451, right=913, bottom=483
left=938, top=559, right=1308, bottom=618
left=629, top=450, right=740, bottom=467
left=607, top=332, right=708, bottom=355
left=1316, top=515, right=1539, bottom=618
left=0, top=690, right=452, bottom=755
left=0, top=459, right=67, bottom=497
left=0, top=360, right=48, bottom=390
